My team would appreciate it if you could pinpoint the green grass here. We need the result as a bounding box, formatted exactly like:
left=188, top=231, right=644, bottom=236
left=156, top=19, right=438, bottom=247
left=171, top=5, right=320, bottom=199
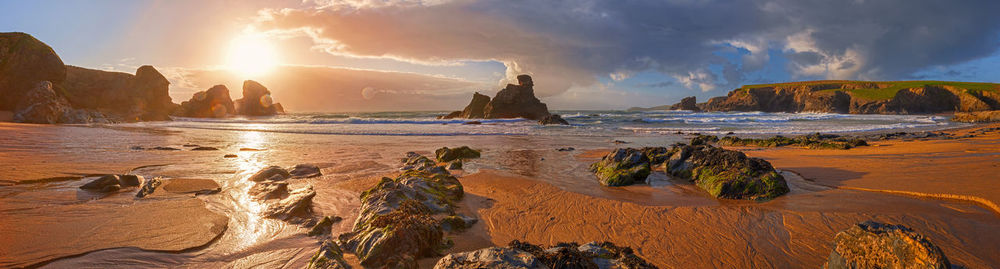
left=738, top=80, right=1000, bottom=100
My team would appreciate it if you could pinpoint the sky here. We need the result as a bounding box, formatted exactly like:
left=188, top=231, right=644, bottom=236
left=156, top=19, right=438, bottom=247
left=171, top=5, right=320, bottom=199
left=3, top=0, right=1000, bottom=112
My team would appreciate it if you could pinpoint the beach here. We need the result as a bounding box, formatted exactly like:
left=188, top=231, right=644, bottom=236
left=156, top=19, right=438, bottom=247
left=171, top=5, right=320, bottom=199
left=0, top=116, right=998, bottom=268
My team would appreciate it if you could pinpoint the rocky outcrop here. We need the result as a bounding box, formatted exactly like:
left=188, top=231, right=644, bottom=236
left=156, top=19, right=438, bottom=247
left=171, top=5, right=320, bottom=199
left=824, top=221, right=950, bottom=269
left=173, top=85, right=236, bottom=118
left=435, top=146, right=481, bottom=162
left=79, top=174, right=144, bottom=193
left=441, top=92, right=491, bottom=119
left=716, top=133, right=868, bottom=150
left=435, top=240, right=658, bottom=269
left=442, top=75, right=557, bottom=122
left=63, top=65, right=176, bottom=121
left=1, top=32, right=179, bottom=123
left=326, top=152, right=468, bottom=268
left=245, top=165, right=316, bottom=221
left=593, top=138, right=789, bottom=200
left=538, top=114, right=569, bottom=125
left=0, top=32, right=66, bottom=111
left=952, top=110, right=1000, bottom=123
left=13, top=81, right=101, bottom=124
left=235, top=80, right=283, bottom=116
left=696, top=81, right=1000, bottom=114
left=290, top=164, right=322, bottom=178
left=670, top=96, right=700, bottom=111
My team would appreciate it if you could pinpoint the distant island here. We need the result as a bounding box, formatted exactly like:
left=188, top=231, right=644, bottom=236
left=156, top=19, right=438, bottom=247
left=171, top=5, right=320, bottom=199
left=631, top=80, right=1000, bottom=114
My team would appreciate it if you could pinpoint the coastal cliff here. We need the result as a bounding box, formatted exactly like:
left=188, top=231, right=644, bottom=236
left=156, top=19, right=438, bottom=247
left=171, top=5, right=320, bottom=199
left=637, top=80, right=1000, bottom=114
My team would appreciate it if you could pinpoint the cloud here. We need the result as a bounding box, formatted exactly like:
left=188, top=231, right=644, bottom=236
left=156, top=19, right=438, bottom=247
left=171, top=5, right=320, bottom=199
left=252, top=0, right=1000, bottom=98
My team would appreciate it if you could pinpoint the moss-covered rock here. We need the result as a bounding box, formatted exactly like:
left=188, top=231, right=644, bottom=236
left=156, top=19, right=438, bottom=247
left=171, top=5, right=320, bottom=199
left=435, top=146, right=481, bottom=162
left=667, top=145, right=789, bottom=200
left=589, top=148, right=653, bottom=186
left=824, top=221, right=950, bottom=269
left=307, top=240, right=349, bottom=269
left=308, top=216, right=342, bottom=237
left=717, top=133, right=868, bottom=150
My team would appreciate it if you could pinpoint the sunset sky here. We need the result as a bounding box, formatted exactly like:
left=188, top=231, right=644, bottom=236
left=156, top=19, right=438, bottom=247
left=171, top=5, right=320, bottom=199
left=3, top=0, right=1000, bottom=111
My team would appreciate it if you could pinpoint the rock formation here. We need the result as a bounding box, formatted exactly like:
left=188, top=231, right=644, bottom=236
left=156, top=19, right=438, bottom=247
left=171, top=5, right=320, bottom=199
left=538, top=114, right=569, bottom=125
left=670, top=96, right=700, bottom=111
left=1, top=32, right=179, bottom=123
left=173, top=85, right=236, bottom=118
left=435, top=240, right=658, bottom=269
left=434, top=146, right=481, bottom=162
left=952, top=110, right=1000, bottom=123
left=13, top=81, right=101, bottom=124
left=824, top=221, right=950, bottom=269
left=236, top=80, right=283, bottom=116
left=441, top=75, right=566, bottom=124
left=696, top=81, right=1000, bottom=114
left=592, top=137, right=789, bottom=200
left=245, top=165, right=317, bottom=221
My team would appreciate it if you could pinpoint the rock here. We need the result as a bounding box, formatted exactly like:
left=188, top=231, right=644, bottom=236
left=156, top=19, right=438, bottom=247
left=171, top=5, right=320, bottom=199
left=824, top=221, right=950, bottom=269
left=191, top=146, right=218, bottom=151
left=463, top=121, right=482, bottom=125
left=339, top=153, right=466, bottom=268
left=666, top=144, right=789, bottom=200
left=447, top=161, right=463, bottom=170
left=135, top=177, right=162, bottom=198
left=240, top=147, right=264, bottom=151
left=307, top=240, right=350, bottom=269
left=248, top=166, right=291, bottom=182
left=263, top=185, right=316, bottom=220
left=13, top=81, right=94, bottom=124
left=434, top=247, right=545, bottom=269
left=435, top=146, right=481, bottom=162
left=79, top=175, right=121, bottom=192
left=589, top=148, right=652, bottom=186
left=289, top=163, right=322, bottom=178
left=538, top=114, right=569, bottom=125
left=690, top=134, right=719, bottom=146
left=952, top=110, right=1000, bottom=123
left=502, top=240, right=659, bottom=269
left=161, top=178, right=221, bottom=195
left=173, top=85, right=235, bottom=118
left=0, top=32, right=67, bottom=111
left=308, top=216, right=343, bottom=237
left=669, top=96, right=700, bottom=111
left=444, top=92, right=491, bottom=119
left=235, top=80, right=281, bottom=116
left=719, top=133, right=868, bottom=150
left=151, top=146, right=180, bottom=151
left=117, top=175, right=142, bottom=187
left=483, top=75, right=553, bottom=120
left=557, top=147, right=575, bottom=152
left=249, top=181, right=289, bottom=200
left=224, top=154, right=238, bottom=158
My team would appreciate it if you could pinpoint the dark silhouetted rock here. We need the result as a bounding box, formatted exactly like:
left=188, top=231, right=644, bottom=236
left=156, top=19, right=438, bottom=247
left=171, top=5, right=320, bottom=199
left=0, top=32, right=66, bottom=111
left=80, top=175, right=121, bottom=192
left=235, top=80, right=282, bottom=116
left=224, top=154, right=238, bottom=158
left=669, top=96, right=700, bottom=111
left=442, top=92, right=491, bottom=119
left=825, top=221, right=950, bottom=269
left=538, top=114, right=569, bottom=125
left=173, top=85, right=236, bottom=118
left=484, top=75, right=552, bottom=120
left=191, top=146, right=219, bottom=151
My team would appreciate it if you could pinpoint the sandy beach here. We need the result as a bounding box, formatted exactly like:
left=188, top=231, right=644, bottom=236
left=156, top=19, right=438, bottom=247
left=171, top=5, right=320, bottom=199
left=0, top=122, right=998, bottom=268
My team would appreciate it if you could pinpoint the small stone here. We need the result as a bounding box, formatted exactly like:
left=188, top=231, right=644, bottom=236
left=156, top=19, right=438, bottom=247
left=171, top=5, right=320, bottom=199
left=191, top=146, right=219, bottom=151
left=80, top=175, right=120, bottom=191
left=248, top=166, right=291, bottom=182
left=224, top=154, right=238, bottom=158
left=117, top=175, right=142, bottom=187
left=135, top=177, right=162, bottom=198
left=289, top=164, right=322, bottom=178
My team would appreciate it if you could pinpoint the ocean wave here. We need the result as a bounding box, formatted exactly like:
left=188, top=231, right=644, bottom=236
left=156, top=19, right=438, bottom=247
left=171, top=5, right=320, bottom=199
left=172, top=116, right=529, bottom=125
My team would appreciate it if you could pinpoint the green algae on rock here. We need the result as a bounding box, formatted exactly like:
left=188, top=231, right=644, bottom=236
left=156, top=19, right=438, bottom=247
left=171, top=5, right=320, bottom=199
left=716, top=133, right=868, bottom=150
left=435, top=146, right=481, bottom=162
left=434, top=240, right=658, bottom=269
left=825, top=221, right=950, bottom=269
left=667, top=144, right=789, bottom=200
left=589, top=148, right=654, bottom=186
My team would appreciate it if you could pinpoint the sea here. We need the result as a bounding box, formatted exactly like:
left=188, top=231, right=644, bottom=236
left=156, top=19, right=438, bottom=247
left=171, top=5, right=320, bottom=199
left=145, top=110, right=963, bottom=137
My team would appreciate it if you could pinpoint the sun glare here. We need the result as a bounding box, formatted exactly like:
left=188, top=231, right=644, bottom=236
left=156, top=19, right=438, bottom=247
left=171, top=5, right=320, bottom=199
left=227, top=34, right=280, bottom=77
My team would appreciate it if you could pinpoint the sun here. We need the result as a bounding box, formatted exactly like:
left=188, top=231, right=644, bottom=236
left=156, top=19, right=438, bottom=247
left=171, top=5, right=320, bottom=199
left=227, top=34, right=280, bottom=77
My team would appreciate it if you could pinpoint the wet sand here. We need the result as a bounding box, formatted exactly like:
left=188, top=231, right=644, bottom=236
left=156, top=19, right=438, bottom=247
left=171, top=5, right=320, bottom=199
left=0, top=122, right=998, bottom=268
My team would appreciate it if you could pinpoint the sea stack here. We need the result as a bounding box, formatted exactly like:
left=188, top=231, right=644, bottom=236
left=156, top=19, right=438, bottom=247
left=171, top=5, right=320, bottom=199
left=174, top=81, right=284, bottom=118
left=236, top=80, right=283, bottom=116
left=441, top=74, right=566, bottom=124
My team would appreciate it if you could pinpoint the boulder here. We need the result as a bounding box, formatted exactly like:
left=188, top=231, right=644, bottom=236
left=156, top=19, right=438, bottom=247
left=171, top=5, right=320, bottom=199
left=79, top=175, right=122, bottom=192
left=435, top=146, right=481, bottom=162
left=249, top=181, right=289, bottom=200
left=160, top=178, right=221, bottom=195
left=589, top=148, right=652, bottom=186
left=263, top=186, right=316, bottom=220
left=235, top=80, right=281, bottom=116
left=434, top=247, right=545, bottom=269
left=666, top=144, right=789, bottom=200
left=289, top=163, right=322, bottom=178
left=173, top=85, right=236, bottom=118
left=13, top=81, right=95, bottom=124
left=444, top=92, right=491, bottom=119
left=0, top=32, right=66, bottom=111
left=307, top=240, right=350, bottom=269
left=247, top=166, right=291, bottom=182
left=117, top=175, right=142, bottom=187
left=135, top=177, right=162, bottom=198
left=538, top=114, right=569, bottom=125
left=824, top=221, right=950, bottom=269
left=669, top=96, right=700, bottom=111
left=308, top=215, right=343, bottom=237
left=484, top=75, right=552, bottom=120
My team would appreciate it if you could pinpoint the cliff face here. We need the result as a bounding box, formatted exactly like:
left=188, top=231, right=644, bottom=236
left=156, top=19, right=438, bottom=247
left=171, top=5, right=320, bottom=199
left=1, top=32, right=178, bottom=123
left=698, top=81, right=1000, bottom=114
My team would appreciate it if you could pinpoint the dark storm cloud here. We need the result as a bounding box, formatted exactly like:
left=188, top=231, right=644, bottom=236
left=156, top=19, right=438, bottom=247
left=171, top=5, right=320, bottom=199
left=257, top=0, right=1000, bottom=95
